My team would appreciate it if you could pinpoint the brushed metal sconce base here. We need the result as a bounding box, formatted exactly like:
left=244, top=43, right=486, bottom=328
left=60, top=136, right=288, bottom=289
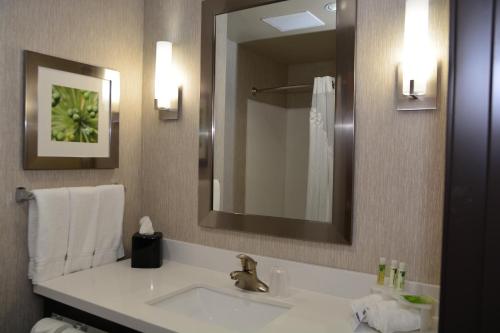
left=396, top=64, right=438, bottom=111
left=158, top=108, right=179, bottom=120
left=156, top=87, right=183, bottom=121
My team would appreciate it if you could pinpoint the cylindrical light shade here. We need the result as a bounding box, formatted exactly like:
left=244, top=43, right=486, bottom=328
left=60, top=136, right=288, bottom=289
left=155, top=41, right=175, bottom=109
left=402, top=0, right=434, bottom=96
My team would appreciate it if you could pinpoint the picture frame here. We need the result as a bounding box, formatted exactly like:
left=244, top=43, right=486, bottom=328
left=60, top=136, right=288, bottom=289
left=23, top=51, right=120, bottom=170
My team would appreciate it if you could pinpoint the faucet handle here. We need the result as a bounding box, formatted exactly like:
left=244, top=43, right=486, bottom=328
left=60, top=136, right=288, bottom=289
left=236, top=254, right=257, bottom=271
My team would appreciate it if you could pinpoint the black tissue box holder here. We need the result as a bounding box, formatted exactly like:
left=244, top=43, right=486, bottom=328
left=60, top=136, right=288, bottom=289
left=131, top=232, right=163, bottom=268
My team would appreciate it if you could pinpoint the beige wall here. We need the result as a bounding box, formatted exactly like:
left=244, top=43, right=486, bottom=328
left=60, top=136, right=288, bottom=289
left=0, top=0, right=144, bottom=331
left=142, top=0, right=448, bottom=285
left=0, top=0, right=447, bottom=330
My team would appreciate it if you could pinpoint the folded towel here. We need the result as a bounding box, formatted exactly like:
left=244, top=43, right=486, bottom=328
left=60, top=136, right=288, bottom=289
left=30, top=318, right=71, bottom=333
left=28, top=188, right=70, bottom=284
left=351, top=295, right=420, bottom=333
left=350, top=294, right=384, bottom=330
left=351, top=294, right=384, bottom=328
left=91, top=184, right=125, bottom=267
left=366, top=300, right=420, bottom=333
left=351, top=294, right=384, bottom=318
left=64, top=187, right=99, bottom=274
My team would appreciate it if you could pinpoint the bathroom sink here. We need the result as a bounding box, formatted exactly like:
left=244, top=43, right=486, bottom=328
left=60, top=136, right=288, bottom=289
left=148, top=285, right=290, bottom=332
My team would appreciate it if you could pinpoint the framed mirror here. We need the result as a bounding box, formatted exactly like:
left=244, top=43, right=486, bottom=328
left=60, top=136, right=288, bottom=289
left=199, top=0, right=355, bottom=244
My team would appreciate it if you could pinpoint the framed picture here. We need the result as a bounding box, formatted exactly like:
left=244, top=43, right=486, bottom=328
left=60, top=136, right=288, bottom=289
left=23, top=51, right=120, bottom=169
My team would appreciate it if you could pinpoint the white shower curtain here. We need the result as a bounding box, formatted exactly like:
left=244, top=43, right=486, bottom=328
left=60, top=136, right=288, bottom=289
left=306, top=76, right=335, bottom=223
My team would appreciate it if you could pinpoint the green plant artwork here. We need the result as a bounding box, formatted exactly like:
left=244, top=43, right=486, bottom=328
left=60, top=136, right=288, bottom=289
left=51, top=85, right=99, bottom=143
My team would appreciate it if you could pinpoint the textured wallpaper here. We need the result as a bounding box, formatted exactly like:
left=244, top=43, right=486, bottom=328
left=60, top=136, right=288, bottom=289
left=0, top=0, right=144, bottom=331
left=141, top=0, right=449, bottom=286
left=0, top=0, right=448, bottom=331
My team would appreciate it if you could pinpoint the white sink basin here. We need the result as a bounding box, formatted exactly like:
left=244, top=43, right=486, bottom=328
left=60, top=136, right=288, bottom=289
left=148, top=285, right=291, bottom=332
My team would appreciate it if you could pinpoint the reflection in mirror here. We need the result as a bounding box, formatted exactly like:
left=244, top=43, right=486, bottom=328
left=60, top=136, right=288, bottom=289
left=213, top=0, right=336, bottom=223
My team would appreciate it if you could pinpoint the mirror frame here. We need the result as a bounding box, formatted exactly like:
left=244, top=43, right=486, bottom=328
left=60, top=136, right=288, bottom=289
left=199, top=0, right=356, bottom=244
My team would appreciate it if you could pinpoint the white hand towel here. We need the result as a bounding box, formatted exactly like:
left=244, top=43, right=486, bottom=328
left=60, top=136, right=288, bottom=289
left=351, top=294, right=385, bottom=328
left=30, top=318, right=71, bottom=333
left=91, top=184, right=125, bottom=267
left=367, top=300, right=420, bottom=333
left=64, top=187, right=99, bottom=274
left=351, top=294, right=385, bottom=319
left=28, top=188, right=70, bottom=284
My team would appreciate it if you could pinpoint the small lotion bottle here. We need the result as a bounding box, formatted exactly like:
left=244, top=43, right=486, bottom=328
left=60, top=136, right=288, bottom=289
left=396, top=262, right=406, bottom=291
left=389, top=260, right=398, bottom=288
left=377, top=257, right=386, bottom=285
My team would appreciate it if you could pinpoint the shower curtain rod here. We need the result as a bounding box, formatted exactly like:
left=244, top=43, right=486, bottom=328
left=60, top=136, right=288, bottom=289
left=251, top=78, right=335, bottom=96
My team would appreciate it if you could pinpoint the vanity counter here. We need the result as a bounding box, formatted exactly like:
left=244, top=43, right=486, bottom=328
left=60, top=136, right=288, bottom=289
left=34, top=259, right=375, bottom=333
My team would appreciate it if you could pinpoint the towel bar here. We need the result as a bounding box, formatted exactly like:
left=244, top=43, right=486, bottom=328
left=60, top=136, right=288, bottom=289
left=15, top=185, right=126, bottom=203
left=15, top=187, right=35, bottom=202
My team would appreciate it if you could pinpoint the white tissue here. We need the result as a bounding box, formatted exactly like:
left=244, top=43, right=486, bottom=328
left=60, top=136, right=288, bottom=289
left=139, top=216, right=155, bottom=235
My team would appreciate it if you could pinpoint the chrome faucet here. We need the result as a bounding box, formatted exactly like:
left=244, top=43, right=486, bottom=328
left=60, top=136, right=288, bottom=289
left=230, top=254, right=269, bottom=292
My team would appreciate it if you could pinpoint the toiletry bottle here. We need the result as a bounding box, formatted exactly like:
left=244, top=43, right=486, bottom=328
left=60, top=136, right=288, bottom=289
left=396, top=262, right=406, bottom=291
left=389, top=260, right=398, bottom=288
left=377, top=257, right=386, bottom=285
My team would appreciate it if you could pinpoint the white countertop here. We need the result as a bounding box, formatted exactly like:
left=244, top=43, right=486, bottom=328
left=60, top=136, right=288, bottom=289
left=34, top=259, right=376, bottom=333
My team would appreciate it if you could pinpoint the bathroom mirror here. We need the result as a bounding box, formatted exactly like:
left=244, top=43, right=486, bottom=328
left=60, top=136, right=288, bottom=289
left=199, top=0, right=355, bottom=244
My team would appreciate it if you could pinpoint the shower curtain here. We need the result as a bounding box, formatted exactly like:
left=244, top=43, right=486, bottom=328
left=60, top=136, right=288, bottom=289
left=306, top=76, right=335, bottom=223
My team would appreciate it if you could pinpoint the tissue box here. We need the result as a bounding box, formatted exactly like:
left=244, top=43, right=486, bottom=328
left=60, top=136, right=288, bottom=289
left=131, top=232, right=163, bottom=268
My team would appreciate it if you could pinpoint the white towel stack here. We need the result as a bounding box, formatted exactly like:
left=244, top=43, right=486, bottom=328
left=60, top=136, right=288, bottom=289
left=28, top=185, right=125, bottom=284
left=351, top=294, right=420, bottom=333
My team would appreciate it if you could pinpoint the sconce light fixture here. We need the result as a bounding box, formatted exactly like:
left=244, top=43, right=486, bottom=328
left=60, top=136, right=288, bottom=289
left=397, top=0, right=437, bottom=111
left=155, top=41, right=182, bottom=120
left=324, top=2, right=336, bottom=12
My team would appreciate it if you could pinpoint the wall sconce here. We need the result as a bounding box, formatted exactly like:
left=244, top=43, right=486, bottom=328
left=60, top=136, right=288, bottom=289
left=397, top=0, right=437, bottom=111
left=155, top=41, right=182, bottom=120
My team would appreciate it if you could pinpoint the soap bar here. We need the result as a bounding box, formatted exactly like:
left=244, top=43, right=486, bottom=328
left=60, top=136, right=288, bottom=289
left=131, top=232, right=163, bottom=268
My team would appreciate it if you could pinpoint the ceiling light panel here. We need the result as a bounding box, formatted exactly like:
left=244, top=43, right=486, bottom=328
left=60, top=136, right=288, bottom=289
left=262, top=11, right=325, bottom=32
